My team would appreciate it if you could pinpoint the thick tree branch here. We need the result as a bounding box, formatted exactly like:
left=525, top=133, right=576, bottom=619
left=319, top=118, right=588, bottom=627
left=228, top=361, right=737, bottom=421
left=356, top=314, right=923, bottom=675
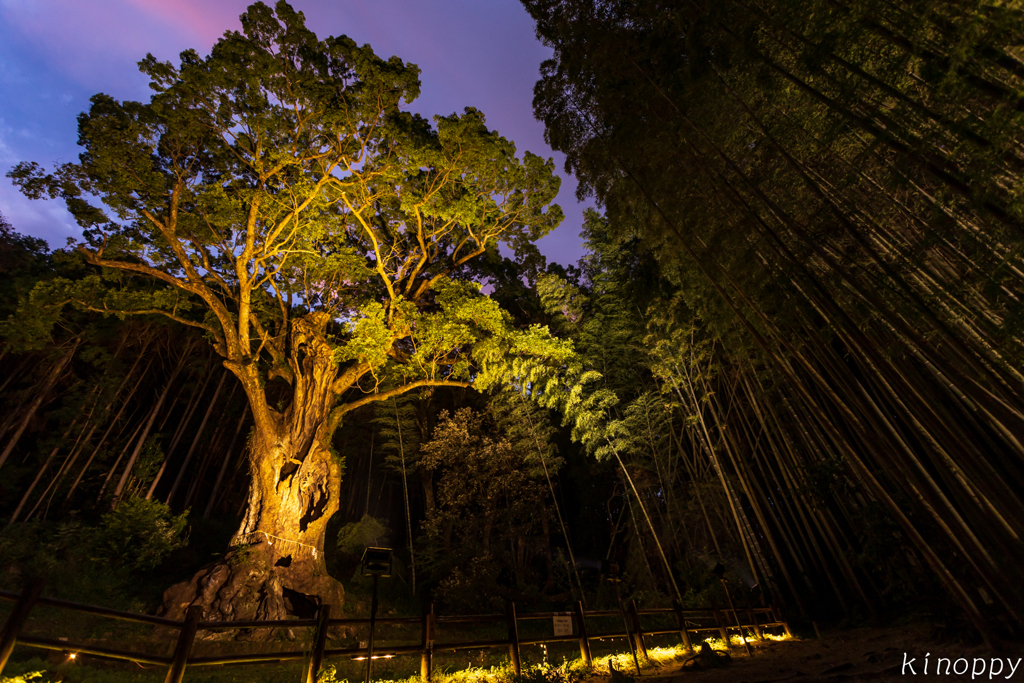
left=334, top=379, right=471, bottom=419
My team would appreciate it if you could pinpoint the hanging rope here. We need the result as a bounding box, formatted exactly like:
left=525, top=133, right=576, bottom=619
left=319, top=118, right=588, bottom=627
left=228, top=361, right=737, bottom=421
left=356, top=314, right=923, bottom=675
left=241, top=530, right=319, bottom=560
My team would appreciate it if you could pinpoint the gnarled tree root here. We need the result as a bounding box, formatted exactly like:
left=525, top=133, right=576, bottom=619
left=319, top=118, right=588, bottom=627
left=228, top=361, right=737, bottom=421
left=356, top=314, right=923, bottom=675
left=162, top=541, right=344, bottom=641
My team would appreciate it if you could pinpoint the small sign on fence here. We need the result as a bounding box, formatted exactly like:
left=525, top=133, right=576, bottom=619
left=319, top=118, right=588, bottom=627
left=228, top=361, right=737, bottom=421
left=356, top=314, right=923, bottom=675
left=553, top=615, right=573, bottom=636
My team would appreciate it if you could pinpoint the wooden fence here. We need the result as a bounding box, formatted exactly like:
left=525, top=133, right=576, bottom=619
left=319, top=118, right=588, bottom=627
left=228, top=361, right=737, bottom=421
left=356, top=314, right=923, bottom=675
left=0, top=580, right=791, bottom=683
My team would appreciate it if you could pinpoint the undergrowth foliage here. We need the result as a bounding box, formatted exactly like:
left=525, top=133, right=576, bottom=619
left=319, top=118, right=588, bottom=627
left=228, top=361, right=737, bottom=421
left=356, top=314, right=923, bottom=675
left=0, top=497, right=188, bottom=593
left=318, top=659, right=594, bottom=683
left=92, top=498, right=189, bottom=573
left=314, top=647, right=699, bottom=683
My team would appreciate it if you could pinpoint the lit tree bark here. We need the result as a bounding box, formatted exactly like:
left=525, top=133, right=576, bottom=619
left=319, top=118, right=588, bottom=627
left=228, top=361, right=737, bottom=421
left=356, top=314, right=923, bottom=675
left=392, top=398, right=416, bottom=596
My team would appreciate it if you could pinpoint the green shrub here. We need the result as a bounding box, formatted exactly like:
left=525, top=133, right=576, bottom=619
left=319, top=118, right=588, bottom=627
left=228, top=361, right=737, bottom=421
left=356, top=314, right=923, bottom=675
left=0, top=671, right=47, bottom=683
left=335, top=514, right=390, bottom=557
left=93, top=498, right=188, bottom=572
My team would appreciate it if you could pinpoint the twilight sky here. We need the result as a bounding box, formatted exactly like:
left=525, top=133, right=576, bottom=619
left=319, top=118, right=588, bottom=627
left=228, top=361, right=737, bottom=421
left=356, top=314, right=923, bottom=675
left=0, top=0, right=590, bottom=266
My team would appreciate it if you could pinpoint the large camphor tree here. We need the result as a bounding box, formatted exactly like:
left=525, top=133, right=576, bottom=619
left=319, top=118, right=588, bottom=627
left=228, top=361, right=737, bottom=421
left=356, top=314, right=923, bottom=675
left=9, top=1, right=566, bottom=621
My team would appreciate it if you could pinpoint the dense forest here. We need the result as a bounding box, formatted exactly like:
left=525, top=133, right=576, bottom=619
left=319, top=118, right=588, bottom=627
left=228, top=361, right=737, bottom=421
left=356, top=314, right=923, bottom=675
left=2, top=0, right=1023, bottom=656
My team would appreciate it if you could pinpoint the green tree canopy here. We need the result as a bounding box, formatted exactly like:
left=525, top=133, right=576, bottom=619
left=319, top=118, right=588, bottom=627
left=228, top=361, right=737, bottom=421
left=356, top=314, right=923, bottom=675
left=9, top=0, right=566, bottom=436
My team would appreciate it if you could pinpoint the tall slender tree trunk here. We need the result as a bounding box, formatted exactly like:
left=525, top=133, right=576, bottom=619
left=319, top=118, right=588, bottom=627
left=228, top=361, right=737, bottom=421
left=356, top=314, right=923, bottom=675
left=677, top=362, right=763, bottom=589
left=97, top=419, right=143, bottom=500
left=147, top=353, right=211, bottom=500
left=0, top=353, right=32, bottom=397
left=189, top=385, right=239, bottom=505
left=392, top=398, right=416, bottom=596
left=419, top=465, right=435, bottom=513
left=519, top=393, right=585, bottom=603
left=0, top=339, right=79, bottom=471
left=64, top=354, right=154, bottom=507
left=37, top=423, right=97, bottom=520
left=667, top=420, right=723, bottom=556
left=7, top=420, right=78, bottom=526
left=166, top=371, right=228, bottom=506
left=203, top=406, right=250, bottom=519
left=111, top=351, right=188, bottom=507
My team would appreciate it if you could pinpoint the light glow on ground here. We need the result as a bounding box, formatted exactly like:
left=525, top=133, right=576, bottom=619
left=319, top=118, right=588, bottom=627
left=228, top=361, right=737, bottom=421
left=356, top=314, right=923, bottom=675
left=317, top=632, right=793, bottom=683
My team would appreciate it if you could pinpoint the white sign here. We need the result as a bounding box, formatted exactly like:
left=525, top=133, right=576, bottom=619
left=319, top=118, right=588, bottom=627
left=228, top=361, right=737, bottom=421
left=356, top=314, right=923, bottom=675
left=553, top=615, right=573, bottom=636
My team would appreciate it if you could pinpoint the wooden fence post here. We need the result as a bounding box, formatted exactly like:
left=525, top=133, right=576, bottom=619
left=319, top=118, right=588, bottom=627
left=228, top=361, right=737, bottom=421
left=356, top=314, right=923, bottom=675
left=420, top=604, right=434, bottom=683
left=304, top=604, right=331, bottom=683
left=164, top=605, right=201, bottom=683
left=746, top=606, right=763, bottom=640
left=572, top=601, right=592, bottom=666
left=742, top=593, right=763, bottom=640
left=627, top=600, right=648, bottom=659
left=0, top=578, right=44, bottom=676
left=671, top=599, right=692, bottom=652
left=505, top=601, right=521, bottom=676
left=772, top=605, right=793, bottom=638
left=709, top=599, right=731, bottom=651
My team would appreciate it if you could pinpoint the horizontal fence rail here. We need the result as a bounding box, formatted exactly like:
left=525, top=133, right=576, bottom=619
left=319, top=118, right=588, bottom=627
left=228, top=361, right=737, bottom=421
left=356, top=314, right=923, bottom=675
left=0, top=582, right=791, bottom=682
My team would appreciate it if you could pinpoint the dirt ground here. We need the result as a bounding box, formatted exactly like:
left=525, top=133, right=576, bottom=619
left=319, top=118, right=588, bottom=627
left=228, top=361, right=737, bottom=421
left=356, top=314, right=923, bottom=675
left=597, top=624, right=1024, bottom=682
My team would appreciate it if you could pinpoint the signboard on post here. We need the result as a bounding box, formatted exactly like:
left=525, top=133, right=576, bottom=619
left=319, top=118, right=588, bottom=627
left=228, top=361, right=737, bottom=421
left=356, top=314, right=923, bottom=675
left=553, top=615, right=573, bottom=636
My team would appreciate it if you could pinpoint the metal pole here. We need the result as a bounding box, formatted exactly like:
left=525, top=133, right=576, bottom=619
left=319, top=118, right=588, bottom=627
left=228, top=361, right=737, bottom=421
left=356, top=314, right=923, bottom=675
left=365, top=574, right=379, bottom=683
left=615, top=584, right=642, bottom=675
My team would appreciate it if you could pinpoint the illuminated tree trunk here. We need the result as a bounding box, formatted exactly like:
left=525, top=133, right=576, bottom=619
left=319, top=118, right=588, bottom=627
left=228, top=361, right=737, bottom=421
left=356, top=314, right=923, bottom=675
left=163, top=326, right=347, bottom=627
left=392, top=399, right=417, bottom=596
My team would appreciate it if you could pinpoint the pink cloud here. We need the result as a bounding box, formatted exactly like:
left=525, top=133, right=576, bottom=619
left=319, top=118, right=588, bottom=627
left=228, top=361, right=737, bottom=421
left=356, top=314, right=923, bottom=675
left=0, top=0, right=242, bottom=96
left=122, top=0, right=244, bottom=46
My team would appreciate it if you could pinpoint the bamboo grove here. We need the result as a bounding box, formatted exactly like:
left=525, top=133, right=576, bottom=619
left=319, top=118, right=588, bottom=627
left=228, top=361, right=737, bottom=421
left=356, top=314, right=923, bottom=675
left=2, top=0, right=1023, bottom=645
left=524, top=0, right=1024, bottom=641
